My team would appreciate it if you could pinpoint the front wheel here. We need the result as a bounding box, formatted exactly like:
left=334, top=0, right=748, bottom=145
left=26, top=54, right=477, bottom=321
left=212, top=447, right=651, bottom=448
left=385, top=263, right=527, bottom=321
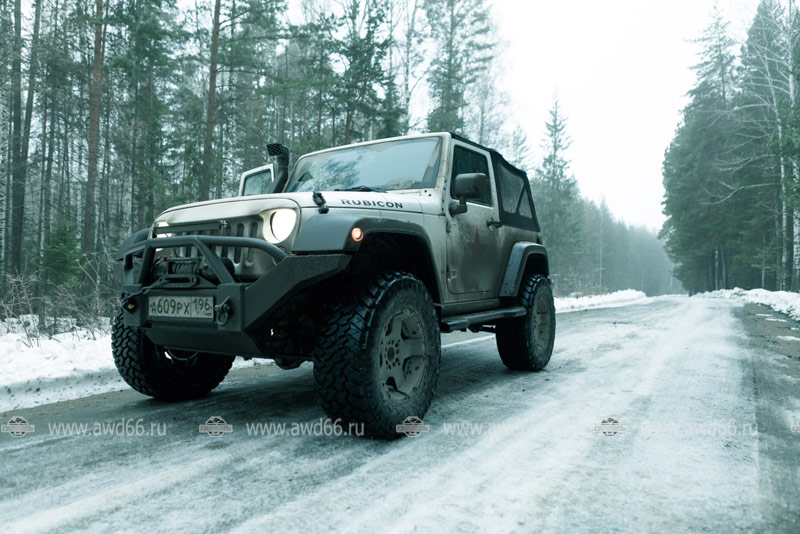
left=111, top=311, right=234, bottom=401
left=312, top=272, right=441, bottom=438
left=496, top=274, right=555, bottom=371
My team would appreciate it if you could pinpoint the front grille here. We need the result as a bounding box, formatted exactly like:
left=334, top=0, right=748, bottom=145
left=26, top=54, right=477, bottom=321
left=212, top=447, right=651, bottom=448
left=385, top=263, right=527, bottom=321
left=162, top=219, right=264, bottom=270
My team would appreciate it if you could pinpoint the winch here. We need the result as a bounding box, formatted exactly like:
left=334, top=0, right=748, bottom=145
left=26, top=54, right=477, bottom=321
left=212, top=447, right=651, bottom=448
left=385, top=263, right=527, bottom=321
left=151, top=256, right=236, bottom=285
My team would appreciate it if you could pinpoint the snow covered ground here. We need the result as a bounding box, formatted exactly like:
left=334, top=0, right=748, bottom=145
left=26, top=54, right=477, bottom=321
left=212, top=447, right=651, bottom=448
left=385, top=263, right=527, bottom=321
left=697, top=287, right=800, bottom=322
left=0, top=290, right=651, bottom=413
left=2, top=296, right=798, bottom=533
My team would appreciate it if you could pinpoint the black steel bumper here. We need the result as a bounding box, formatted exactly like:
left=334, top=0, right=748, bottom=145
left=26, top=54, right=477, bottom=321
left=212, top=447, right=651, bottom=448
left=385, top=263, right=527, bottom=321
left=116, top=235, right=350, bottom=357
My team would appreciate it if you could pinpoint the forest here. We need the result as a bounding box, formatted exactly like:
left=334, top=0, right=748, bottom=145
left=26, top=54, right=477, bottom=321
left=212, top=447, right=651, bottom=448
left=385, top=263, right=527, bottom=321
left=0, top=0, right=677, bottom=326
left=662, top=0, right=800, bottom=294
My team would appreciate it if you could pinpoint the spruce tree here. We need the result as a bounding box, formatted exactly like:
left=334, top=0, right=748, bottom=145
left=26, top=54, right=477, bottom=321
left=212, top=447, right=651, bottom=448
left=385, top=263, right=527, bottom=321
left=532, top=99, right=583, bottom=293
left=424, top=0, right=493, bottom=133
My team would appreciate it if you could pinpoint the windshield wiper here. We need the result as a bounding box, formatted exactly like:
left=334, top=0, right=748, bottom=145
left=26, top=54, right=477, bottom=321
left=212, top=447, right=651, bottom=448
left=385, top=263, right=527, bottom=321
left=334, top=185, right=385, bottom=192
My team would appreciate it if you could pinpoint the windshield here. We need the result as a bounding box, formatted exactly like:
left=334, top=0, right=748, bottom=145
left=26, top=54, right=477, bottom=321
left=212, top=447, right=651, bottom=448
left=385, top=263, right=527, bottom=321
left=285, top=137, right=442, bottom=193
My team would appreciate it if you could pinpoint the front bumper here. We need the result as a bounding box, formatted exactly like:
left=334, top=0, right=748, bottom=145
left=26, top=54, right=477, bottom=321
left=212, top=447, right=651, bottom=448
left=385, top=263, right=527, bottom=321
left=116, top=235, right=350, bottom=357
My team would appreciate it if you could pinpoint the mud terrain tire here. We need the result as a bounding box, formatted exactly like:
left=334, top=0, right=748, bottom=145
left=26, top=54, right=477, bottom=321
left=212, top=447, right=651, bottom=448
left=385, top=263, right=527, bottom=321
left=312, top=272, right=441, bottom=439
left=496, top=274, right=555, bottom=371
left=111, top=311, right=234, bottom=401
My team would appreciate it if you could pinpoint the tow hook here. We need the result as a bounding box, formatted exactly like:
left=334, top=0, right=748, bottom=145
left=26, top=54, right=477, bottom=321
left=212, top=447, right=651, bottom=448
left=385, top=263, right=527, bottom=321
left=216, top=297, right=233, bottom=326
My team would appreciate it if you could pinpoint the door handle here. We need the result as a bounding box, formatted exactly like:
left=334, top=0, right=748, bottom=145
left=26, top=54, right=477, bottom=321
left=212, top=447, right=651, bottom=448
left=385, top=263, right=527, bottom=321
left=486, top=220, right=503, bottom=228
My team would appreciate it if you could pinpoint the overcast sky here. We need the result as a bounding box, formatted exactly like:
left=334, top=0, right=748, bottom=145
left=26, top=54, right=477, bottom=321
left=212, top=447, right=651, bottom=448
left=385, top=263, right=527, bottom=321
left=491, top=0, right=762, bottom=230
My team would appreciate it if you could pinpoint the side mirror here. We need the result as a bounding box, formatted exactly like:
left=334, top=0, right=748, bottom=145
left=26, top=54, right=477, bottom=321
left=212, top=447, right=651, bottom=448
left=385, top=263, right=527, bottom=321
left=449, top=172, right=488, bottom=215
left=239, top=164, right=274, bottom=196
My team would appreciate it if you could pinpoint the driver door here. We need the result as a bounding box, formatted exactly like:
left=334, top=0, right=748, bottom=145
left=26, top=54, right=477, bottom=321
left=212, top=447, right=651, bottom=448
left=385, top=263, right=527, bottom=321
left=445, top=142, right=503, bottom=297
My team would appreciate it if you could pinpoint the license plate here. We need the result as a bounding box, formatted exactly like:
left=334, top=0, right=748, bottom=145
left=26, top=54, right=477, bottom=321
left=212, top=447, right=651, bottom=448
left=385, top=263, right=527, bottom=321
left=148, top=296, right=214, bottom=320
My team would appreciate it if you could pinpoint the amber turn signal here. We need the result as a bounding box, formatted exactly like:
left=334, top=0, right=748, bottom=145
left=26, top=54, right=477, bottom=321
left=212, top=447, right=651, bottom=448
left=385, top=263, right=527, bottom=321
left=351, top=227, right=364, bottom=242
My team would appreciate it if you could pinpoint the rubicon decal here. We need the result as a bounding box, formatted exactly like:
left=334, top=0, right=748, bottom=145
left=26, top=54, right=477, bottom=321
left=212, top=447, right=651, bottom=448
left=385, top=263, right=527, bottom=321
left=340, top=199, right=403, bottom=209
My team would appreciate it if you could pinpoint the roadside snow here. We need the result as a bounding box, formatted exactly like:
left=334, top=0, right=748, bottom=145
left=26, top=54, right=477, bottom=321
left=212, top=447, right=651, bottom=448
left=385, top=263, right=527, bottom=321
left=0, top=330, right=269, bottom=413
left=1, top=290, right=651, bottom=413
left=697, top=288, right=800, bottom=322
left=0, top=331, right=115, bottom=401
left=555, top=289, right=650, bottom=312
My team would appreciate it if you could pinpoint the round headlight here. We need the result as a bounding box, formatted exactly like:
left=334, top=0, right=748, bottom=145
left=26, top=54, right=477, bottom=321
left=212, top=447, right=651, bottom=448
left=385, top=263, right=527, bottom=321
left=267, top=209, right=296, bottom=243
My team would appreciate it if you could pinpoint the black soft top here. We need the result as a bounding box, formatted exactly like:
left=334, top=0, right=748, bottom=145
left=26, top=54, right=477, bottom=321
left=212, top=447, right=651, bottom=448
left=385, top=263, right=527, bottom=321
left=450, top=132, right=529, bottom=179
left=450, top=132, right=540, bottom=232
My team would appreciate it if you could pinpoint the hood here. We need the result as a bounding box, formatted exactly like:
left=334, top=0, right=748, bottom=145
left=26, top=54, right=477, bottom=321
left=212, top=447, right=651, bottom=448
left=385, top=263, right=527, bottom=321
left=156, top=191, right=424, bottom=223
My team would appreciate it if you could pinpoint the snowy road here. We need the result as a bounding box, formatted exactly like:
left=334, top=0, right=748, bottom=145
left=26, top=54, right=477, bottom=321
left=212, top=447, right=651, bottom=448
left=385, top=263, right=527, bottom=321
left=1, top=296, right=799, bottom=533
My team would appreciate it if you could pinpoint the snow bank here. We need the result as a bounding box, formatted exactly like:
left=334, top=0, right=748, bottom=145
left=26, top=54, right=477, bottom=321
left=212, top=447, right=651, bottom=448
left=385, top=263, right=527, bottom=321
left=697, top=288, right=800, bottom=322
left=555, top=289, right=650, bottom=312
left=0, top=330, right=113, bottom=386
left=0, top=330, right=121, bottom=413
left=0, top=330, right=269, bottom=413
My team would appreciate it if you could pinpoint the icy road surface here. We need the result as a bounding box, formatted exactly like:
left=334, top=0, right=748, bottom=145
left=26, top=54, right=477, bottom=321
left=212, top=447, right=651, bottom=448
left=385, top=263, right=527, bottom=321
left=1, top=296, right=799, bottom=533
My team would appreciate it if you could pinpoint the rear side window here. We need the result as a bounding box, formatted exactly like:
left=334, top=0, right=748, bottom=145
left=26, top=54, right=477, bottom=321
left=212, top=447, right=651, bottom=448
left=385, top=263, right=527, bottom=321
left=495, top=159, right=540, bottom=231
left=450, top=146, right=491, bottom=205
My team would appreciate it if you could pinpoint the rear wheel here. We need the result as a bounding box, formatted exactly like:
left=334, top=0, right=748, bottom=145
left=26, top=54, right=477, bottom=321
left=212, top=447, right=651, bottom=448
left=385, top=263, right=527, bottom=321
left=111, top=311, right=234, bottom=401
left=496, top=274, right=555, bottom=371
left=312, top=272, right=441, bottom=438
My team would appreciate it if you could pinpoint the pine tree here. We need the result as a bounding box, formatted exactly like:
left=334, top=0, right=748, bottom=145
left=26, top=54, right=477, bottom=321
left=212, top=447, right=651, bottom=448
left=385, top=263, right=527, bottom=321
left=506, top=124, right=531, bottom=169
left=736, top=0, right=794, bottom=289
left=83, top=0, right=107, bottom=261
left=661, top=5, right=739, bottom=292
left=532, top=99, right=583, bottom=293
left=337, top=0, right=393, bottom=144
left=8, top=0, right=23, bottom=274
left=424, top=0, right=493, bottom=133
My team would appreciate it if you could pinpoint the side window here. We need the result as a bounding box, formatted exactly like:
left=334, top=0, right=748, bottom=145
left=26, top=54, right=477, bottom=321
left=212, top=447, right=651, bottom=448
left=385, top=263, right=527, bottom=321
left=450, top=146, right=491, bottom=205
left=242, top=168, right=273, bottom=196
left=495, top=160, right=540, bottom=231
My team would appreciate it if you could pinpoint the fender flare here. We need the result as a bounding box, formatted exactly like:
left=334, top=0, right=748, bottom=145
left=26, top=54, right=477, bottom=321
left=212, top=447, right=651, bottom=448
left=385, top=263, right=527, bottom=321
left=114, top=228, right=151, bottom=287
left=292, top=214, right=432, bottom=253
left=499, top=242, right=549, bottom=298
left=115, top=228, right=150, bottom=261
left=292, top=214, right=441, bottom=301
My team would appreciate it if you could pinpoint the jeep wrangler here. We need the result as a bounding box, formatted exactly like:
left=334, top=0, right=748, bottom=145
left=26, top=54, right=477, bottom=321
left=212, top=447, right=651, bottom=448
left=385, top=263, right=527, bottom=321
left=112, top=132, right=555, bottom=438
